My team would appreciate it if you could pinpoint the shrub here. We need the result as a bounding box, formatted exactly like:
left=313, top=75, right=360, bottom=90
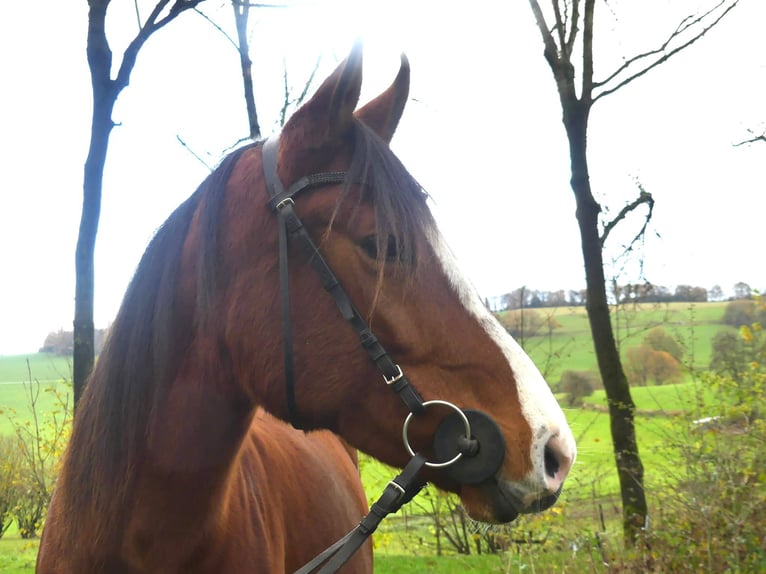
left=722, top=299, right=766, bottom=328
left=624, top=345, right=682, bottom=386
left=643, top=369, right=766, bottom=572
left=3, top=363, right=72, bottom=538
left=559, top=370, right=601, bottom=406
left=0, top=437, right=21, bottom=538
left=642, top=327, right=684, bottom=362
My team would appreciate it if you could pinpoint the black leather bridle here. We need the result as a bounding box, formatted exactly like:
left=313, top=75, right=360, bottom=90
left=261, top=136, right=427, bottom=429
left=260, top=135, right=506, bottom=573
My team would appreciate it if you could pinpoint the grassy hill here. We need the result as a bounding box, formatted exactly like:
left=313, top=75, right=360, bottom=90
left=503, top=301, right=730, bottom=384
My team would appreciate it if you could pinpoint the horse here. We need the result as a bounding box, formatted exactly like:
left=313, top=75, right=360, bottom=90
left=37, top=44, right=576, bottom=573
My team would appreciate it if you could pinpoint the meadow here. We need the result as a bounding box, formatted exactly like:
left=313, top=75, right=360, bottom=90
left=0, top=301, right=749, bottom=572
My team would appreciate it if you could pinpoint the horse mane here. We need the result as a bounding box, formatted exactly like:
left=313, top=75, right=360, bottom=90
left=58, top=118, right=429, bottom=554
left=60, top=143, right=257, bottom=551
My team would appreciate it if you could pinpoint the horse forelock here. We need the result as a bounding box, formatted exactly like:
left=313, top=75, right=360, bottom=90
left=342, top=122, right=432, bottom=298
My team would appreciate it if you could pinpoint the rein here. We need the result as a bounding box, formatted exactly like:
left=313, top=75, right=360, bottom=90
left=261, top=136, right=503, bottom=573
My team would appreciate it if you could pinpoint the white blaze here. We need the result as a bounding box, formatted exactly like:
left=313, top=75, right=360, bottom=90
left=426, top=226, right=577, bottom=484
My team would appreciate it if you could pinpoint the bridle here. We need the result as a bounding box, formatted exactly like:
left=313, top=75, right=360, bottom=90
left=261, top=135, right=506, bottom=573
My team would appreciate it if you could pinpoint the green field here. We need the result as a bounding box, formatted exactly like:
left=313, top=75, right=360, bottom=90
left=515, top=301, right=730, bottom=382
left=0, top=302, right=741, bottom=571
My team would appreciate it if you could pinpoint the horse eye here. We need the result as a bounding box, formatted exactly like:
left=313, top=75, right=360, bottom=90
left=359, top=235, right=400, bottom=262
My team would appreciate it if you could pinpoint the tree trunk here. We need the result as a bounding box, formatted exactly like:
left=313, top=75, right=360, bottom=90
left=73, top=0, right=207, bottom=407
left=74, top=1, right=115, bottom=408
left=564, top=102, right=647, bottom=542
left=232, top=1, right=260, bottom=140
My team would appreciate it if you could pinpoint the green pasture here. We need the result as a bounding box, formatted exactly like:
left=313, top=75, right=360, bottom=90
left=516, top=301, right=729, bottom=382
left=0, top=353, right=71, bottom=384
left=0, top=302, right=744, bottom=571
left=0, top=353, right=72, bottom=436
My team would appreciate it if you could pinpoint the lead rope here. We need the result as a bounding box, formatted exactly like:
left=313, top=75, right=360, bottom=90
left=293, top=454, right=427, bottom=574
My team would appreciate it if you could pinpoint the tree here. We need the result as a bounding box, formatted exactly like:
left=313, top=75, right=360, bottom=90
left=709, top=284, right=725, bottom=302
left=527, top=0, right=739, bottom=541
left=733, top=281, right=753, bottom=300
left=674, top=284, right=707, bottom=302
left=643, top=327, right=684, bottom=362
left=624, top=345, right=682, bottom=386
left=710, top=330, right=748, bottom=383
left=74, top=0, right=208, bottom=407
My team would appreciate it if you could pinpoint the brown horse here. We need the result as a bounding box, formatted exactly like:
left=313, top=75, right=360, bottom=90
left=37, top=44, right=576, bottom=573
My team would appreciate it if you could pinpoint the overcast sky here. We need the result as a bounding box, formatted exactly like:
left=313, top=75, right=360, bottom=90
left=1, top=0, right=764, bottom=355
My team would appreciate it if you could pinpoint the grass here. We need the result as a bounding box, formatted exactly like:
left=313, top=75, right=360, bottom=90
left=0, top=524, right=38, bottom=574
left=0, top=354, right=72, bottom=436
left=517, top=301, right=729, bottom=383
left=0, top=353, right=72, bottom=384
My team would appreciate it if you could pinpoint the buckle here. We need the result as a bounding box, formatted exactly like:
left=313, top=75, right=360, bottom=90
left=384, top=364, right=404, bottom=386
left=275, top=197, right=295, bottom=210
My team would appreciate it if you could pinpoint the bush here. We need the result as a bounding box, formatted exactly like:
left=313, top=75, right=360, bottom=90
left=722, top=299, right=766, bottom=328
left=642, top=327, right=684, bottom=362
left=558, top=370, right=601, bottom=406
left=624, top=345, right=682, bottom=386
left=12, top=480, right=48, bottom=539
left=0, top=437, right=21, bottom=539
left=644, top=369, right=766, bottom=572
left=3, top=363, right=72, bottom=538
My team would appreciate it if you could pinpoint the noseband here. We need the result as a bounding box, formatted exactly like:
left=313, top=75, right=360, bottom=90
left=261, top=135, right=505, bottom=573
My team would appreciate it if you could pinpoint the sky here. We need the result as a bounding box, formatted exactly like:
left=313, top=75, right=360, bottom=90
left=0, top=0, right=764, bottom=355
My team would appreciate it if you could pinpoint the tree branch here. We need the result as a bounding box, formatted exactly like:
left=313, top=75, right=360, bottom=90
left=734, top=129, right=766, bottom=147
left=232, top=0, right=294, bottom=7
left=193, top=6, right=239, bottom=50
left=114, top=0, right=208, bottom=92
left=552, top=0, right=568, bottom=56
left=176, top=135, right=213, bottom=171
left=581, top=0, right=594, bottom=102
left=529, top=0, right=560, bottom=70
left=600, top=186, right=654, bottom=248
left=593, top=0, right=739, bottom=103
left=564, top=0, right=581, bottom=57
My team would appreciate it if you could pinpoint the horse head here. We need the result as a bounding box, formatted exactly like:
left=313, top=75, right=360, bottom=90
left=216, top=43, right=576, bottom=523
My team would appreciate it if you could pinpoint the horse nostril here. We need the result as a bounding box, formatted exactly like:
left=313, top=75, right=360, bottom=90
left=542, top=433, right=574, bottom=491
left=544, top=444, right=560, bottom=478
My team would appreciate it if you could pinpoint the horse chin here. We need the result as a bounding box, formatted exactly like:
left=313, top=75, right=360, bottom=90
left=459, top=479, right=563, bottom=524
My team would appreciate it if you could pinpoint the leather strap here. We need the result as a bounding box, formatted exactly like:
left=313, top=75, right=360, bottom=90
left=261, top=137, right=425, bottom=428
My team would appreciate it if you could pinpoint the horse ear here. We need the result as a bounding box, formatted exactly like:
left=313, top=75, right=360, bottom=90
left=354, top=54, right=410, bottom=143
left=282, top=42, right=363, bottom=146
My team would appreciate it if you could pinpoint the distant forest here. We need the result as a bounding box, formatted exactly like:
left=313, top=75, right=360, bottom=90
left=492, top=281, right=757, bottom=311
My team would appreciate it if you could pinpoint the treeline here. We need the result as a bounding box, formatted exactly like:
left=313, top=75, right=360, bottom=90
left=495, top=281, right=758, bottom=311
left=40, top=328, right=107, bottom=356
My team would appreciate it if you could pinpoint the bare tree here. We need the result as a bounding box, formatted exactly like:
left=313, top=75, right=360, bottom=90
left=74, top=0, right=208, bottom=407
left=527, top=0, right=739, bottom=542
